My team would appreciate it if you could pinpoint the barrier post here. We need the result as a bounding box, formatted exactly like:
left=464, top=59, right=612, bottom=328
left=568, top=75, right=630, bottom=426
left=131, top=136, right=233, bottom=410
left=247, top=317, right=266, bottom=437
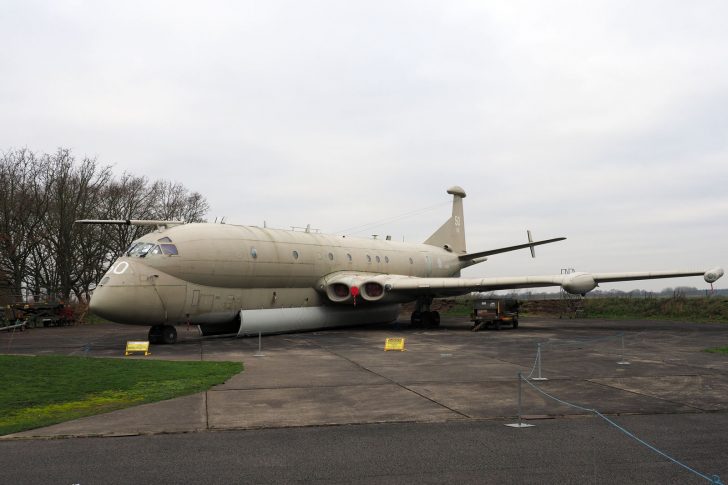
left=254, top=331, right=265, bottom=357
left=531, top=343, right=548, bottom=381
left=617, top=333, right=630, bottom=365
left=506, top=372, right=535, bottom=428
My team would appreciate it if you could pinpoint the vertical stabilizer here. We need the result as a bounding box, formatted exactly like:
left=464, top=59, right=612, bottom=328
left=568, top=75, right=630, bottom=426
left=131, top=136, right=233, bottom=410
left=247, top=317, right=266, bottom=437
left=424, top=186, right=467, bottom=254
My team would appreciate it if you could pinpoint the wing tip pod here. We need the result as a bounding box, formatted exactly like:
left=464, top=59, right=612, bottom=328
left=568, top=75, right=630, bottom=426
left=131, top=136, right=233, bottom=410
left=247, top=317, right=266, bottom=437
left=704, top=267, right=724, bottom=283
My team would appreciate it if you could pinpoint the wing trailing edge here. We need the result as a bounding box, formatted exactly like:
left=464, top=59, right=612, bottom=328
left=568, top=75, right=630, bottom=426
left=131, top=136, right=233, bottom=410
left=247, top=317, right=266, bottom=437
left=318, top=267, right=724, bottom=304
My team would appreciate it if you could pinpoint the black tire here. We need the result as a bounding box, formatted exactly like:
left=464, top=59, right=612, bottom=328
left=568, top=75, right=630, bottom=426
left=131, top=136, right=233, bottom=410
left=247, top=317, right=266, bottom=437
left=494, top=321, right=501, bottom=331
left=411, top=311, right=422, bottom=327
left=148, top=325, right=163, bottom=344
left=512, top=319, right=519, bottom=329
left=431, top=311, right=441, bottom=327
left=421, top=311, right=433, bottom=327
left=162, top=325, right=177, bottom=345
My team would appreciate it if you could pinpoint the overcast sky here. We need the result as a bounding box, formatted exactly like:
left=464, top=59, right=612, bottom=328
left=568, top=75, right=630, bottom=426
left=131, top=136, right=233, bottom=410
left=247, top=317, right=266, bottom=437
left=2, top=0, right=726, bottom=291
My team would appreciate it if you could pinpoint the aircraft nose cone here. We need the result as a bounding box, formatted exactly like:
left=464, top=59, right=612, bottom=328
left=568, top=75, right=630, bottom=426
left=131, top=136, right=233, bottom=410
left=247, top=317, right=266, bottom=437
left=90, top=265, right=166, bottom=325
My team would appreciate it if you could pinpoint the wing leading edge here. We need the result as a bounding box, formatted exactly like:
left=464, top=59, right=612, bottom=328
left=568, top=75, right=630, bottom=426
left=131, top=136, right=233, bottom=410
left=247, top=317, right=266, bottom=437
left=385, top=268, right=724, bottom=297
left=318, top=268, right=724, bottom=304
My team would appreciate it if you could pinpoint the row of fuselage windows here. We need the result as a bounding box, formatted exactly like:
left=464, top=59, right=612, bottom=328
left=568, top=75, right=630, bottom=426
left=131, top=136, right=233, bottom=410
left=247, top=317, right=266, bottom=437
left=126, top=241, right=417, bottom=265
left=251, top=247, right=415, bottom=265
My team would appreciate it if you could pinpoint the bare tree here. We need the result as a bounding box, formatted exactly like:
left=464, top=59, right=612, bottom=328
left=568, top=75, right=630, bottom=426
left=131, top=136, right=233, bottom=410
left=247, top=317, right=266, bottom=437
left=38, top=149, right=112, bottom=301
left=0, top=149, right=52, bottom=299
left=148, top=180, right=209, bottom=222
left=1, top=147, right=210, bottom=302
left=97, top=173, right=157, bottom=262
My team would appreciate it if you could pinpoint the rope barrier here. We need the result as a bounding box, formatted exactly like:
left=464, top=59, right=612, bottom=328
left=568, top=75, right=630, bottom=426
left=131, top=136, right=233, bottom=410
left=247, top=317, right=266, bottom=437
left=525, top=331, right=635, bottom=378
left=518, top=374, right=723, bottom=484
left=539, top=331, right=625, bottom=349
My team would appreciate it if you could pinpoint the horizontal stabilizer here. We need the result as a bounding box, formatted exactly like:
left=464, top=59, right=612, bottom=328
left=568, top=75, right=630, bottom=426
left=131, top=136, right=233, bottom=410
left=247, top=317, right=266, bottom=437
left=459, top=237, right=566, bottom=261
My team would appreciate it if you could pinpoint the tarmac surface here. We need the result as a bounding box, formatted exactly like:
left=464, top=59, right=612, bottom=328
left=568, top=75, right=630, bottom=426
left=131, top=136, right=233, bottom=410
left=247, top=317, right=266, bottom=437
left=1, top=315, right=727, bottom=483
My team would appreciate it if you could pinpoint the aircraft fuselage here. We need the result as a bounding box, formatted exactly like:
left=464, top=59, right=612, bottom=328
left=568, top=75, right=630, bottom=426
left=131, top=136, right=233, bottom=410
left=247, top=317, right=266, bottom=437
left=90, top=223, right=464, bottom=333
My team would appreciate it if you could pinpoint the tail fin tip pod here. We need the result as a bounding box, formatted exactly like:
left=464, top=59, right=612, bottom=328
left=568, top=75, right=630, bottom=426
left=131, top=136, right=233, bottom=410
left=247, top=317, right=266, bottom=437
left=424, top=186, right=467, bottom=254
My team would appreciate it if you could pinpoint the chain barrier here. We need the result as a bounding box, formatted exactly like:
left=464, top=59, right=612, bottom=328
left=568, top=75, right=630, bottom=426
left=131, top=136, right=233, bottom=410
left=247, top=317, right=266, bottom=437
left=525, top=331, right=640, bottom=379
left=517, top=372, right=723, bottom=484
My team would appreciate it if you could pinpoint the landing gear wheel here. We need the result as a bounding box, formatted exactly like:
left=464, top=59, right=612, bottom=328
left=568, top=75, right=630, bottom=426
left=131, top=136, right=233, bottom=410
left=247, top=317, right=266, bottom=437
left=512, top=319, right=519, bottom=329
left=148, top=325, right=163, bottom=344
left=411, top=311, right=422, bottom=327
left=494, top=321, right=501, bottom=331
left=431, top=311, right=440, bottom=327
left=422, top=311, right=434, bottom=327
left=162, top=325, right=177, bottom=344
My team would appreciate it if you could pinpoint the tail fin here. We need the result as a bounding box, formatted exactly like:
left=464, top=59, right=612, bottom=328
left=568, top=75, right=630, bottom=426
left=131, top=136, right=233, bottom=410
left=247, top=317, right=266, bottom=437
left=424, top=186, right=466, bottom=254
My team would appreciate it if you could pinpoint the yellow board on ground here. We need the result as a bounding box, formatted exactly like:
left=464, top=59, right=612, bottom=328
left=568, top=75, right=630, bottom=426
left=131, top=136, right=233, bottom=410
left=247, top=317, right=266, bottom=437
left=125, top=341, right=151, bottom=356
left=384, top=338, right=406, bottom=352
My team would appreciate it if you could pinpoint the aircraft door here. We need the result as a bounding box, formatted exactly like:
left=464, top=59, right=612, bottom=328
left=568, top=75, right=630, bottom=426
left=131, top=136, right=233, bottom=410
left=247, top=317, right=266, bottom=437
left=189, top=288, right=214, bottom=314
left=152, top=282, right=187, bottom=322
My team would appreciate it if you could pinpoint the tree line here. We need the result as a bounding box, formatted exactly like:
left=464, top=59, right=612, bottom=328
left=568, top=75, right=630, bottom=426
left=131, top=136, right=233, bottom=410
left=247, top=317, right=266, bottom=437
left=0, top=148, right=209, bottom=304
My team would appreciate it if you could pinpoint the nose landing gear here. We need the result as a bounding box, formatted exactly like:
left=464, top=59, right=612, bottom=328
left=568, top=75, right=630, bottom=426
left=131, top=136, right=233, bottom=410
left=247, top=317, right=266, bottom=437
left=148, top=324, right=178, bottom=344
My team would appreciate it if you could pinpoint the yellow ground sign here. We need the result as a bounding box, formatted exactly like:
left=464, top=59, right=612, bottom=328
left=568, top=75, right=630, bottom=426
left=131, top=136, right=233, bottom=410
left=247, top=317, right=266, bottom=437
left=125, top=340, right=151, bottom=356
left=384, top=337, right=406, bottom=352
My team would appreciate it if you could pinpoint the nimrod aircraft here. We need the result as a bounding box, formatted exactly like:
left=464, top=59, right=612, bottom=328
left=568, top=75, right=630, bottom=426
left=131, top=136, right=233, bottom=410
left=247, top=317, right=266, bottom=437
left=79, top=186, right=723, bottom=344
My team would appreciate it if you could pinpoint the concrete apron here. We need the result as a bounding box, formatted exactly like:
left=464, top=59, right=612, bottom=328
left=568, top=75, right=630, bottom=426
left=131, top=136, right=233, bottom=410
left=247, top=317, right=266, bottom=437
left=3, top=316, right=728, bottom=439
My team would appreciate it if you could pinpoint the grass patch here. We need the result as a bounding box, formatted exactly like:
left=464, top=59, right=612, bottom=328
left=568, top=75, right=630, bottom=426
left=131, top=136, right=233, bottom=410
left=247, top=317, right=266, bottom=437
left=440, top=301, right=472, bottom=316
left=581, top=297, right=728, bottom=323
left=705, top=347, right=728, bottom=355
left=519, top=297, right=728, bottom=323
left=0, top=355, right=242, bottom=436
left=80, top=313, right=111, bottom=325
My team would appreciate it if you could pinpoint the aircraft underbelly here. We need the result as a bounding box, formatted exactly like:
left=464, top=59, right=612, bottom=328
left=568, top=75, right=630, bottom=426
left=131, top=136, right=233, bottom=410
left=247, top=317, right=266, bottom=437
left=238, top=304, right=400, bottom=336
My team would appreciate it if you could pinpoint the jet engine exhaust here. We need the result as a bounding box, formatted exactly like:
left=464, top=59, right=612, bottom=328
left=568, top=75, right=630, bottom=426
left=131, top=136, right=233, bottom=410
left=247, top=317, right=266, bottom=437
left=362, top=282, right=385, bottom=301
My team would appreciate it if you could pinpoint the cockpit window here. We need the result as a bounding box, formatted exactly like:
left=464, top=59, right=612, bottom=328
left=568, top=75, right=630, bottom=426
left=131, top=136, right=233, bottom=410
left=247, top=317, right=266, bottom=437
left=145, top=244, right=179, bottom=256
left=158, top=237, right=172, bottom=243
left=128, top=242, right=155, bottom=257
left=160, top=244, right=178, bottom=255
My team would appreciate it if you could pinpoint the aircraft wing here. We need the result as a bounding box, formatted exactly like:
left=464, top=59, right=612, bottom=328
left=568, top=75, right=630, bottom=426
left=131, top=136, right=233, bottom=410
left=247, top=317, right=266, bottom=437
left=386, top=269, right=724, bottom=296
left=318, top=268, right=724, bottom=303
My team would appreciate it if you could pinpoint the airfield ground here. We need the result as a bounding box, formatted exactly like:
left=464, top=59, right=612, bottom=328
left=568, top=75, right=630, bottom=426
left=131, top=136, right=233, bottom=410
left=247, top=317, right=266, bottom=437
left=1, top=316, right=727, bottom=483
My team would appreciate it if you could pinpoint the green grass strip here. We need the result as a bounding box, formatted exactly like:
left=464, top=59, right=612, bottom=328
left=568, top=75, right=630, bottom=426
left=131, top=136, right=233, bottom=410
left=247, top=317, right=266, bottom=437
left=704, top=347, right=728, bottom=355
left=579, top=297, right=728, bottom=323
left=0, top=355, right=242, bottom=436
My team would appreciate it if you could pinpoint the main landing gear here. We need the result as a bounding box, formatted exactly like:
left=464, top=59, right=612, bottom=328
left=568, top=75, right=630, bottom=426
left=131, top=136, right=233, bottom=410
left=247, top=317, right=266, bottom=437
left=410, top=297, right=440, bottom=328
left=410, top=310, right=441, bottom=327
left=148, top=324, right=178, bottom=344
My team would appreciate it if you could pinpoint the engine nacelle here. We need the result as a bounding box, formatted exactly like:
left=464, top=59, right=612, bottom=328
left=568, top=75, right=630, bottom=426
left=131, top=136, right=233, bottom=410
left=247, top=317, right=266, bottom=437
left=320, top=274, right=395, bottom=304
left=322, top=274, right=370, bottom=303
left=361, top=281, right=385, bottom=302
left=327, top=282, right=351, bottom=303
left=562, top=273, right=597, bottom=295
left=704, top=267, right=724, bottom=284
